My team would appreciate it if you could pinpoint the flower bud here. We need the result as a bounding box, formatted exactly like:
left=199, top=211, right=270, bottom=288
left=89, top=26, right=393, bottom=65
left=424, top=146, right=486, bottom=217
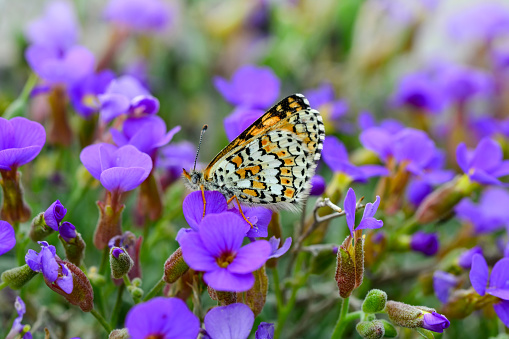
left=384, top=301, right=450, bottom=333
left=410, top=232, right=439, bottom=256
left=335, top=236, right=364, bottom=298
left=163, top=247, right=189, bottom=284
left=362, top=289, right=387, bottom=313
left=29, top=213, right=54, bottom=242
left=0, top=169, right=31, bottom=224
left=127, top=285, right=144, bottom=300
left=1, top=264, right=37, bottom=289
left=44, top=259, right=94, bottom=312
left=356, top=320, right=385, bottom=339
left=59, top=232, right=86, bottom=267
left=110, top=247, right=134, bottom=279
left=44, top=200, right=67, bottom=231
left=59, top=222, right=76, bottom=242
left=94, top=193, right=125, bottom=250
left=109, top=329, right=129, bottom=339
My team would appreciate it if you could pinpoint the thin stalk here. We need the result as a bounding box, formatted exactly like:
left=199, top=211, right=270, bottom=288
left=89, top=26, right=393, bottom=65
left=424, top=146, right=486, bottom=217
left=143, top=278, right=166, bottom=301
left=330, top=297, right=350, bottom=339
left=90, top=308, right=113, bottom=333
left=0, top=281, right=7, bottom=291
left=110, top=284, right=125, bottom=327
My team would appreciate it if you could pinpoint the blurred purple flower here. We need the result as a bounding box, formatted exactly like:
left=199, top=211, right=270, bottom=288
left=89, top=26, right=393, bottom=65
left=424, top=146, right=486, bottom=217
left=25, top=241, right=73, bottom=294
left=224, top=107, right=265, bottom=142
left=456, top=138, right=509, bottom=185
left=214, top=65, right=280, bottom=109
left=99, top=75, right=159, bottom=122
left=255, top=322, right=275, bottom=339
left=392, top=129, right=437, bottom=175
left=0, top=221, right=16, bottom=256
left=104, top=0, right=171, bottom=32
left=6, top=297, right=31, bottom=339
left=470, top=254, right=509, bottom=327
left=344, top=188, right=383, bottom=238
left=438, top=65, right=493, bottom=104
left=268, top=236, right=292, bottom=259
left=391, top=72, right=444, bottom=113
left=123, top=60, right=150, bottom=89
left=304, top=83, right=348, bottom=121
left=25, top=0, right=79, bottom=52
left=204, top=303, right=254, bottom=339
left=0, top=117, right=46, bottom=171
left=80, top=143, right=152, bottom=193
left=25, top=45, right=95, bottom=86
left=158, top=141, right=196, bottom=184
left=111, top=115, right=180, bottom=157
left=449, top=3, right=509, bottom=42
left=433, top=271, right=459, bottom=303
left=322, top=136, right=388, bottom=182
left=410, top=231, right=439, bottom=256
left=59, top=222, right=76, bottom=242
left=422, top=312, right=450, bottom=333
left=125, top=297, right=200, bottom=339
left=69, top=70, right=115, bottom=118
left=458, top=246, right=483, bottom=270
left=44, top=200, right=67, bottom=231
left=357, top=111, right=404, bottom=134
left=406, top=180, right=433, bottom=207
left=309, top=175, right=326, bottom=196
left=178, top=212, right=271, bottom=292
left=455, top=188, right=509, bottom=234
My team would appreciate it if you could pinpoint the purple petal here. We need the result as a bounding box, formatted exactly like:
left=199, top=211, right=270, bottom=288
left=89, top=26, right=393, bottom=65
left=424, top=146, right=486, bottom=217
left=361, top=196, right=380, bottom=219
left=131, top=95, right=160, bottom=115
left=344, top=188, right=357, bottom=235
left=356, top=217, right=383, bottom=231
left=470, top=169, right=501, bottom=185
left=154, top=125, right=181, bottom=149
left=104, top=0, right=171, bottom=32
left=198, top=213, right=246, bottom=256
left=489, top=258, right=509, bottom=291
left=100, top=167, right=149, bottom=193
left=59, top=222, right=76, bottom=242
left=433, top=271, right=458, bottom=303
left=110, top=129, right=129, bottom=147
left=322, top=136, right=349, bottom=172
left=494, top=300, right=509, bottom=327
left=25, top=249, right=41, bottom=272
left=44, top=200, right=67, bottom=231
left=228, top=240, right=271, bottom=274
left=491, top=160, right=509, bottom=178
left=422, top=312, right=450, bottom=333
left=255, top=322, right=275, bottom=339
left=114, top=145, right=152, bottom=173
left=241, top=206, right=271, bottom=238
left=471, top=138, right=503, bottom=172
left=40, top=246, right=59, bottom=282
left=358, top=165, right=390, bottom=178
left=182, top=191, right=228, bottom=231
left=56, top=264, right=73, bottom=294
left=0, top=221, right=15, bottom=256
left=10, top=117, right=46, bottom=150
left=458, top=246, right=483, bottom=270
left=488, top=288, right=509, bottom=300
left=80, top=143, right=116, bottom=180
left=456, top=143, right=470, bottom=173
left=359, top=127, right=393, bottom=161
left=410, top=231, right=439, bottom=256
left=0, top=147, right=43, bottom=171
left=470, top=254, right=489, bottom=296
left=309, top=175, right=326, bottom=196
left=268, top=237, right=292, bottom=259
left=179, top=232, right=218, bottom=272
left=204, top=303, right=254, bottom=339
left=214, top=77, right=237, bottom=105
left=203, top=269, right=255, bottom=292
left=99, top=93, right=131, bottom=122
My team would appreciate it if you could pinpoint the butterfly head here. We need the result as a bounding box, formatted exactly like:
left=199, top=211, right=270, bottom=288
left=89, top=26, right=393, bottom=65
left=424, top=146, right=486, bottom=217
left=182, top=168, right=203, bottom=190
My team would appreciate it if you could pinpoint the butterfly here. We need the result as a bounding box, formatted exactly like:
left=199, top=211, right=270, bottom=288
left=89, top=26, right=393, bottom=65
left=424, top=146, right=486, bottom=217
left=183, top=93, right=325, bottom=219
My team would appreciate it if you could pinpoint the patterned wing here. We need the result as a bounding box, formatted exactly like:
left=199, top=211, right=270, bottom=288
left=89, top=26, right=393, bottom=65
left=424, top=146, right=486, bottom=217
left=203, top=94, right=311, bottom=180
left=206, top=107, right=325, bottom=211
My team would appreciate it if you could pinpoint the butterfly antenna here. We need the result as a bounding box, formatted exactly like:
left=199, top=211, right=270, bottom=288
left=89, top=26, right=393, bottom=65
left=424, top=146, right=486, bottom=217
left=193, top=125, right=208, bottom=171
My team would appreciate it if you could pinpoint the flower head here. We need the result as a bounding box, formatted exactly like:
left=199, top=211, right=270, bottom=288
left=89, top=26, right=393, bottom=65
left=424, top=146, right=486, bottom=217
left=204, top=303, right=255, bottom=339
left=456, top=138, right=509, bottom=185
left=69, top=70, right=115, bottom=118
left=438, top=65, right=493, bottom=104
left=344, top=188, right=383, bottom=238
left=178, top=212, right=271, bottom=292
left=80, top=143, right=152, bottom=193
left=0, top=117, right=46, bottom=171
left=410, top=231, right=439, bottom=256
left=44, top=200, right=67, bottom=231
left=104, top=0, right=171, bottom=32
left=309, top=175, right=326, bottom=196
left=0, top=220, right=15, bottom=256
left=125, top=297, right=200, bottom=339
left=391, top=72, right=444, bottom=113
left=214, top=65, right=280, bottom=109
left=158, top=141, right=197, bottom=185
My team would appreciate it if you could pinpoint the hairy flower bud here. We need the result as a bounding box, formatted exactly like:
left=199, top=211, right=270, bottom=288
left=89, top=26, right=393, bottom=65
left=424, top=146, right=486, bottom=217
left=1, top=264, right=37, bottom=289
left=380, top=320, right=398, bottom=337
left=335, top=236, right=364, bottom=298
left=109, top=329, right=130, bottom=339
left=0, top=169, right=31, bottom=224
left=163, top=247, right=189, bottom=284
left=110, top=247, right=134, bottom=279
left=362, top=289, right=388, bottom=313
left=29, top=212, right=54, bottom=242
left=59, top=232, right=86, bottom=267
left=128, top=285, right=144, bottom=300
left=356, top=320, right=385, bottom=339
left=385, top=301, right=450, bottom=333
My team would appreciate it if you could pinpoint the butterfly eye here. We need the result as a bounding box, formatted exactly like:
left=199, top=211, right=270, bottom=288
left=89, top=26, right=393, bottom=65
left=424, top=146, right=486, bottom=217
left=191, top=174, right=199, bottom=185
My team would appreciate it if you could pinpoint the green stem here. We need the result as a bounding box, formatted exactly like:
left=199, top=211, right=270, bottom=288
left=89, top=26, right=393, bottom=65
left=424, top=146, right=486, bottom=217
left=99, top=247, right=110, bottom=276
left=110, top=284, right=125, bottom=327
left=123, top=275, right=132, bottom=287
left=330, top=297, right=350, bottom=339
left=0, top=281, right=7, bottom=291
left=143, top=278, right=166, bottom=301
left=90, top=308, right=113, bottom=333
left=272, top=268, right=283, bottom=310
left=92, top=284, right=106, bottom=317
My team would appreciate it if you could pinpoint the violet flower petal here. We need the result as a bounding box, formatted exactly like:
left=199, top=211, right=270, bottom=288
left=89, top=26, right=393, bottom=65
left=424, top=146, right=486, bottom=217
left=182, top=191, right=227, bottom=231
left=493, top=300, right=509, bottom=328
left=470, top=254, right=489, bottom=296
left=204, top=303, right=254, bottom=339
left=178, top=232, right=218, bottom=272
left=0, top=221, right=16, bottom=256
left=268, top=237, right=292, bottom=259
left=255, top=322, right=275, bottom=339
left=56, top=263, right=73, bottom=294
left=227, top=240, right=271, bottom=274
left=203, top=269, right=254, bottom=292
left=489, top=258, right=509, bottom=292
left=198, top=213, right=245, bottom=256
left=344, top=188, right=356, bottom=236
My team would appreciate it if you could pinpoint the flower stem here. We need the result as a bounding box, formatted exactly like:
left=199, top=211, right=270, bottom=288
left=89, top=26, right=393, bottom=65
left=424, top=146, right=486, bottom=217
left=143, top=278, right=166, bottom=301
left=110, top=284, right=125, bottom=327
left=99, top=247, right=109, bottom=275
left=0, top=281, right=7, bottom=291
left=330, top=297, right=350, bottom=339
left=272, top=268, right=283, bottom=310
left=90, top=308, right=113, bottom=333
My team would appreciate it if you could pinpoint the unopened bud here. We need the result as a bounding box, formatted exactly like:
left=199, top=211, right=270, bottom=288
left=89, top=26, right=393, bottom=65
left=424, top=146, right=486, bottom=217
left=110, top=247, right=134, bottom=279
left=0, top=169, right=31, bottom=224
left=29, top=213, right=54, bottom=241
left=362, top=289, right=387, bottom=313
left=59, top=231, right=86, bottom=267
left=335, top=236, right=364, bottom=298
left=109, top=329, right=129, bottom=339
left=1, top=264, right=37, bottom=289
left=163, top=247, right=189, bottom=284
left=128, top=285, right=144, bottom=300
left=356, top=320, right=385, bottom=339
left=385, top=301, right=450, bottom=333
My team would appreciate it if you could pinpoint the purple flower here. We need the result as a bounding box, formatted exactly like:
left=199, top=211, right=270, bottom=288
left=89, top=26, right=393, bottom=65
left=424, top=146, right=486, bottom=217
left=178, top=212, right=271, bottom=292
left=422, top=312, right=450, bottom=333
left=344, top=188, right=383, bottom=238
left=224, top=107, right=265, bottom=142
left=80, top=143, right=152, bottom=193
left=104, top=0, right=171, bottom=32
left=357, top=111, right=404, bottom=134
left=255, top=322, right=275, bottom=339
left=455, top=188, right=509, bottom=234
left=123, top=60, right=150, bottom=89
left=0, top=117, right=46, bottom=171
left=0, top=220, right=15, bottom=256
left=158, top=141, right=197, bottom=184
left=25, top=241, right=73, bottom=294
left=99, top=75, right=159, bottom=122
left=391, top=72, right=444, bottom=113
left=433, top=271, right=458, bottom=303
left=392, top=129, right=437, bottom=175
left=125, top=297, right=200, bottom=339
left=214, top=65, right=280, bottom=109
left=410, top=231, right=439, bottom=256
left=437, top=65, right=493, bottom=104
left=309, top=175, right=326, bottom=196
left=448, top=3, right=509, bottom=42
left=470, top=254, right=509, bottom=327
left=458, top=246, right=483, bottom=270
left=44, top=200, right=67, bottom=231
left=456, top=138, right=509, bottom=185
left=268, top=236, right=292, bottom=259
left=6, top=297, right=31, bottom=339
left=59, top=222, right=76, bottom=242
left=204, top=303, right=254, bottom=339
left=25, top=45, right=95, bottom=86
left=25, top=0, right=79, bottom=52
left=304, top=83, right=348, bottom=121
left=322, top=136, right=388, bottom=182
left=111, top=115, right=180, bottom=156
left=69, top=70, right=115, bottom=118
left=406, top=180, right=433, bottom=207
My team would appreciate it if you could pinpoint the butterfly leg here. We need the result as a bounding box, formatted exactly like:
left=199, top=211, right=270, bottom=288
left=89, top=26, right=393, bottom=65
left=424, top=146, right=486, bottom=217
left=227, top=195, right=253, bottom=228
left=201, top=185, right=207, bottom=218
